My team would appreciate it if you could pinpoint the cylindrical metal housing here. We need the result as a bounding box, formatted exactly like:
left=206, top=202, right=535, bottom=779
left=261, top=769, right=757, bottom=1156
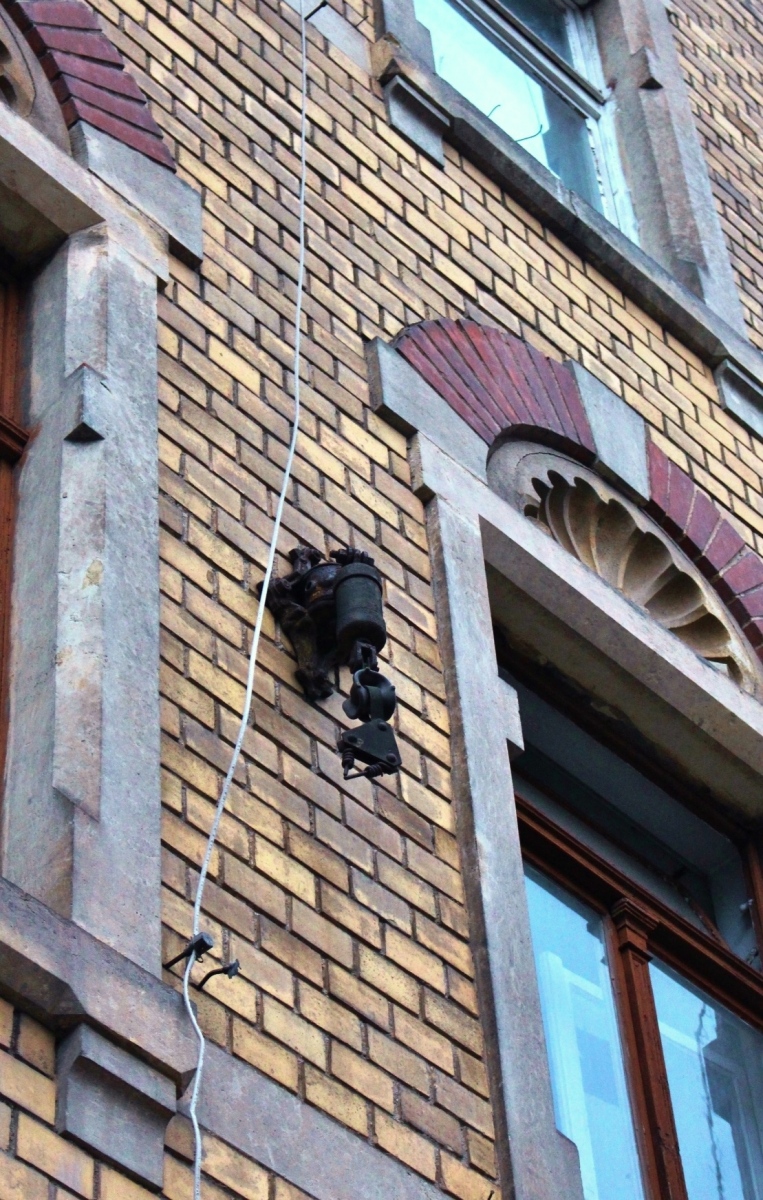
left=334, top=561, right=386, bottom=660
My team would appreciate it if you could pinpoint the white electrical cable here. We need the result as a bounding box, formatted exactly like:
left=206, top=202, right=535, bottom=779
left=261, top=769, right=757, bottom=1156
left=182, top=0, right=309, bottom=1190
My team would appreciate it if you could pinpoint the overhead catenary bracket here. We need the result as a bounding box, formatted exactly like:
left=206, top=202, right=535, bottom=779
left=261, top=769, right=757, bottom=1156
left=261, top=544, right=403, bottom=781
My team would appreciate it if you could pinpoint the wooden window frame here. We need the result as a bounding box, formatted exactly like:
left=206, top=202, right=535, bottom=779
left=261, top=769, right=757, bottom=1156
left=517, top=790, right=763, bottom=1200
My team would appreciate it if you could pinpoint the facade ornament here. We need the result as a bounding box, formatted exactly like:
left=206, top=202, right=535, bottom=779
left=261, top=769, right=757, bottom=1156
left=489, top=441, right=763, bottom=694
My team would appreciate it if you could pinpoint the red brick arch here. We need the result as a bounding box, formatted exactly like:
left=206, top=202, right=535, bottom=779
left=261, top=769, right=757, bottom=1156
left=4, top=0, right=174, bottom=169
left=395, top=317, right=763, bottom=663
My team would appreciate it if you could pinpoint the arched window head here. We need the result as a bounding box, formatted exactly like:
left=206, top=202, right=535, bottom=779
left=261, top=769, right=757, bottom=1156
left=489, top=440, right=763, bottom=695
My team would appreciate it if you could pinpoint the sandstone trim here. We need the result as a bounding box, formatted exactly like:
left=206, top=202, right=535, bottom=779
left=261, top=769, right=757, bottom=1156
left=369, top=34, right=763, bottom=401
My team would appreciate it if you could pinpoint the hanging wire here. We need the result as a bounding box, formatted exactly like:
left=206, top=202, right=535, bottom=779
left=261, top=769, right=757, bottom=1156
left=181, top=0, right=310, bottom=1188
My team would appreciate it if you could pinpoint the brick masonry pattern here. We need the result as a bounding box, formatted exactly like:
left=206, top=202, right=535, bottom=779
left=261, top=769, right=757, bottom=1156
left=672, top=1, right=763, bottom=351
left=99, top=0, right=763, bottom=1191
left=0, top=997, right=319, bottom=1200
left=5, top=0, right=763, bottom=1194
left=396, top=316, right=763, bottom=663
left=395, top=317, right=595, bottom=454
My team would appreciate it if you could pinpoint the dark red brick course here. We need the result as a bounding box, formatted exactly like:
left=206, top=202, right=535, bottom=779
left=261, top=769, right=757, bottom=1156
left=682, top=489, right=720, bottom=558
left=701, top=521, right=746, bottom=576
left=646, top=443, right=763, bottom=662
left=6, top=0, right=175, bottom=170
left=397, top=319, right=763, bottom=666
left=394, top=319, right=597, bottom=461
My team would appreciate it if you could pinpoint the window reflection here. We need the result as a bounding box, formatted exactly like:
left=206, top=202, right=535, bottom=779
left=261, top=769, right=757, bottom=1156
left=524, top=866, right=645, bottom=1200
left=651, top=962, right=763, bottom=1200
left=412, top=0, right=602, bottom=209
left=500, top=0, right=573, bottom=63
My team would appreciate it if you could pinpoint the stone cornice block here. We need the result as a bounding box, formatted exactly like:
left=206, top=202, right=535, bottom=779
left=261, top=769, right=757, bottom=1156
left=57, top=1025, right=176, bottom=1188
left=0, top=876, right=197, bottom=1089
left=71, top=122, right=203, bottom=265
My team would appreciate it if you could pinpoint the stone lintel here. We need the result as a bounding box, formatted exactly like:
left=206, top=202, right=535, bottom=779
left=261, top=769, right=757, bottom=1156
left=0, top=99, right=167, bottom=279
left=415, top=432, right=763, bottom=818
left=57, top=1025, right=176, bottom=1189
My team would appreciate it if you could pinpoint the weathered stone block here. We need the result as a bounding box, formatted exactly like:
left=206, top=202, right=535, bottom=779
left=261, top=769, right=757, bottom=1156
left=56, top=1026, right=175, bottom=1190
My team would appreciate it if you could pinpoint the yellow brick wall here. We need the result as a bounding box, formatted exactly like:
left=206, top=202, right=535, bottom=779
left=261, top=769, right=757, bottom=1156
left=672, top=0, right=763, bottom=351
left=11, top=0, right=763, bottom=1195
left=0, top=997, right=326, bottom=1199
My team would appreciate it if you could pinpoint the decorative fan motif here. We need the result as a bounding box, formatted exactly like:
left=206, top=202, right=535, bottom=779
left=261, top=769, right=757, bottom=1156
left=393, top=316, right=763, bottom=668
left=8, top=0, right=175, bottom=168
left=489, top=443, right=762, bottom=692
left=394, top=318, right=596, bottom=455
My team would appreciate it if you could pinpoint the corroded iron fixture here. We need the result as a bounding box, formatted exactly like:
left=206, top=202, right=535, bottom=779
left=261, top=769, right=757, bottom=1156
left=259, top=546, right=402, bottom=781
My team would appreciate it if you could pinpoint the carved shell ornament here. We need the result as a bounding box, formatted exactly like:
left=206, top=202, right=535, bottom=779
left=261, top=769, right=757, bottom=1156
left=488, top=442, right=763, bottom=694
left=0, top=11, right=35, bottom=117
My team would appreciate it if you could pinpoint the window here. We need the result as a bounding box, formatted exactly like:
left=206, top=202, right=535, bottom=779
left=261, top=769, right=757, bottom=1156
left=511, top=672, right=763, bottom=1200
left=525, top=866, right=645, bottom=1200
left=411, top=0, right=636, bottom=234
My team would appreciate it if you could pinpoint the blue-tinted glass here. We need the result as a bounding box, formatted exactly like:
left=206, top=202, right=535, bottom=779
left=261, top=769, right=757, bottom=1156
left=501, top=0, right=572, bottom=63
left=412, top=0, right=602, bottom=210
left=524, top=866, right=645, bottom=1200
left=651, top=962, right=763, bottom=1200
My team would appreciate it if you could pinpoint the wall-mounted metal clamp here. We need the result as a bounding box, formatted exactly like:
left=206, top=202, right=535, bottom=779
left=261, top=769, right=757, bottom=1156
left=338, top=667, right=401, bottom=780
left=260, top=544, right=402, bottom=781
left=198, top=959, right=241, bottom=991
left=163, top=931, right=214, bottom=972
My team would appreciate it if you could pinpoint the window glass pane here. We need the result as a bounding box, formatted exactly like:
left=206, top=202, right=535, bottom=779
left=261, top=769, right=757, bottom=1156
left=500, top=0, right=572, bottom=63
left=412, top=0, right=602, bottom=210
left=651, top=962, right=763, bottom=1200
left=524, top=866, right=645, bottom=1200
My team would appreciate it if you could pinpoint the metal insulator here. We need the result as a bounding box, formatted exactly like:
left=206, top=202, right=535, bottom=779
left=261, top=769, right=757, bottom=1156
left=333, top=561, right=386, bottom=661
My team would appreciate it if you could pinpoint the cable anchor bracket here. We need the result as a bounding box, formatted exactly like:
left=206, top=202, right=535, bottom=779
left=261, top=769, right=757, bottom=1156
left=198, top=960, right=241, bottom=992
left=337, top=665, right=402, bottom=781
left=163, top=931, right=215, bottom=972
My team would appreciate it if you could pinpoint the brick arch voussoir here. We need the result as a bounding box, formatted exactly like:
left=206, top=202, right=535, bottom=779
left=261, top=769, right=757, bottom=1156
left=394, top=318, right=597, bottom=460
left=394, top=317, right=763, bottom=665
left=3, top=0, right=174, bottom=169
left=646, top=442, right=763, bottom=660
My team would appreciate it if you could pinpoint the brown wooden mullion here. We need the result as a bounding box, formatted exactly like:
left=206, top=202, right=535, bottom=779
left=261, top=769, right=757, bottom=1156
left=743, top=839, right=763, bottom=968
left=611, top=900, right=688, bottom=1200
left=0, top=413, right=28, bottom=463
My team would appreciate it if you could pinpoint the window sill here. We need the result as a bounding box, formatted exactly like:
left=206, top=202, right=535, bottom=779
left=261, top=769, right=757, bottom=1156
left=374, top=37, right=763, bottom=432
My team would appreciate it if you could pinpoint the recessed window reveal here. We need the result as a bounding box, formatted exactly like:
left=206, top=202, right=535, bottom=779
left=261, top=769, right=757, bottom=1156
left=509, top=674, right=757, bottom=964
